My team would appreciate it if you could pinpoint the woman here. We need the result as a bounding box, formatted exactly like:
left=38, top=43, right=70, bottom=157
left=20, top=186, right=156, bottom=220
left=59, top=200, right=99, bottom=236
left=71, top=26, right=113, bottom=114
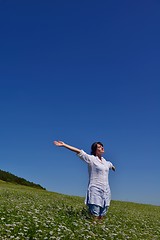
left=53, top=140, right=115, bottom=220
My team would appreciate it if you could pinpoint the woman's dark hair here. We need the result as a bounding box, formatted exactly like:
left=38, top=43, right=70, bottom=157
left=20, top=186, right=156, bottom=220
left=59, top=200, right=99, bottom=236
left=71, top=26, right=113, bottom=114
left=91, top=142, right=103, bottom=156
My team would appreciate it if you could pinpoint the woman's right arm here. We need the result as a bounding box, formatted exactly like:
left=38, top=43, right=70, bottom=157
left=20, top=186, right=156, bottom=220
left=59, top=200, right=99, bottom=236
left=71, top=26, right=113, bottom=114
left=53, top=140, right=81, bottom=154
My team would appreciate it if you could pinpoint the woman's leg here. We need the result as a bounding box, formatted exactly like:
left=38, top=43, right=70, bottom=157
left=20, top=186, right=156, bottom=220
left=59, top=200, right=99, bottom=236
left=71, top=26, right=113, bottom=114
left=99, top=206, right=109, bottom=220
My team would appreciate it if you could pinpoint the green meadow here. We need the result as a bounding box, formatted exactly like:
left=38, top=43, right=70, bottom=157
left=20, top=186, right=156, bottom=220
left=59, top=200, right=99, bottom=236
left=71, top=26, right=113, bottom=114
left=0, top=180, right=160, bottom=240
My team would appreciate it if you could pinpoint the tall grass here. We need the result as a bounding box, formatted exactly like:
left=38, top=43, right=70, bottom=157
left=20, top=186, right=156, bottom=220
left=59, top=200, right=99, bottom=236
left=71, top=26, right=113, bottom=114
left=0, top=181, right=160, bottom=239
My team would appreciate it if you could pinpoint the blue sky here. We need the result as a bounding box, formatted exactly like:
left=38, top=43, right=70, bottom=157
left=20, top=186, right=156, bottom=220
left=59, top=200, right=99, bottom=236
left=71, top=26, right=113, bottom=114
left=0, top=1, right=160, bottom=206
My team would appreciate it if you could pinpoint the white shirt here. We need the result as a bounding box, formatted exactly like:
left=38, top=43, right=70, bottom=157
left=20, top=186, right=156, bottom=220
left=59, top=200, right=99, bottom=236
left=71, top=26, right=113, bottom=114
left=77, top=150, right=113, bottom=207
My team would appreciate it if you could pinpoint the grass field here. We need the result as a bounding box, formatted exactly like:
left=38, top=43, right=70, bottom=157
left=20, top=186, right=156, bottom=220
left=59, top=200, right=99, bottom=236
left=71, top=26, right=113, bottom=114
left=0, top=180, right=160, bottom=240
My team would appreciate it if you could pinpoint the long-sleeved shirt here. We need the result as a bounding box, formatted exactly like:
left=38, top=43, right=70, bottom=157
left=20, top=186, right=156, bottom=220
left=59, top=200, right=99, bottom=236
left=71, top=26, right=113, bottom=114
left=77, top=150, right=114, bottom=207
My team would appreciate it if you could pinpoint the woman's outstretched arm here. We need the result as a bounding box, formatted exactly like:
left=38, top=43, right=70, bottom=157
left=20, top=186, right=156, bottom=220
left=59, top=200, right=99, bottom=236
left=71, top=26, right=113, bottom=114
left=53, top=140, right=81, bottom=154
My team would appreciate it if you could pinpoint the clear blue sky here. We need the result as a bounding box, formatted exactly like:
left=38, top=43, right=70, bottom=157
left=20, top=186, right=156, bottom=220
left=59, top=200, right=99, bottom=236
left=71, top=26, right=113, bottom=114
left=0, top=1, right=160, bottom=206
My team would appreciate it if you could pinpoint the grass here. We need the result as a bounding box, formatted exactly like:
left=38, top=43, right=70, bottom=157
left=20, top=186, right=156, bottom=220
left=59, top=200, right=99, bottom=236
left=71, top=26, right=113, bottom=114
left=0, top=180, right=160, bottom=239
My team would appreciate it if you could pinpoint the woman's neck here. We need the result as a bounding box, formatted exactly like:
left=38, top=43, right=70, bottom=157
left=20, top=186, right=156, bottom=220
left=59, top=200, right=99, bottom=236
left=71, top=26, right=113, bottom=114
left=96, top=154, right=102, bottom=161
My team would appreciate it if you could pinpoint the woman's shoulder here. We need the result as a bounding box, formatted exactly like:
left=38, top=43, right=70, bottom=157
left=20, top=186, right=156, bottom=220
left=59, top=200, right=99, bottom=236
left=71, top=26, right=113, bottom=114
left=77, top=150, right=94, bottom=163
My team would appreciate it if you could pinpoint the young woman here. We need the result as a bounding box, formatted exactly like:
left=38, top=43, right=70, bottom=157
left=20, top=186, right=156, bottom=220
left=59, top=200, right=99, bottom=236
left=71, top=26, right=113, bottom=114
left=53, top=140, right=115, bottom=220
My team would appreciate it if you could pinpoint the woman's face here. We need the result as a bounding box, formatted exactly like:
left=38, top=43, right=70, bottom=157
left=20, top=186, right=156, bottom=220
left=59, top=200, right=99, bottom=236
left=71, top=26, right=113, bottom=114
left=96, top=144, right=104, bottom=155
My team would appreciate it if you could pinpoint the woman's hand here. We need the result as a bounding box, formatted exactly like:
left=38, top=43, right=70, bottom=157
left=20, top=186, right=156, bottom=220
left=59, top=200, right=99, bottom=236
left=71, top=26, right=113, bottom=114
left=53, top=140, right=81, bottom=154
left=53, top=140, right=65, bottom=147
left=112, top=166, right=116, bottom=171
